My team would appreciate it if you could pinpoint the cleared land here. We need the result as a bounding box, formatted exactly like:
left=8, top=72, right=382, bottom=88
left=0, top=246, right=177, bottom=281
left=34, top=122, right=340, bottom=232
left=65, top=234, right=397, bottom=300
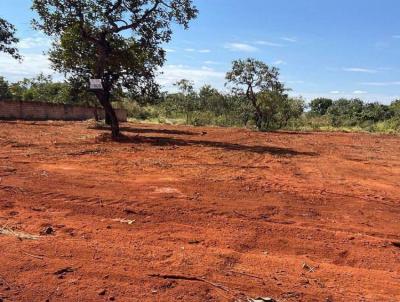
left=0, top=121, right=399, bottom=302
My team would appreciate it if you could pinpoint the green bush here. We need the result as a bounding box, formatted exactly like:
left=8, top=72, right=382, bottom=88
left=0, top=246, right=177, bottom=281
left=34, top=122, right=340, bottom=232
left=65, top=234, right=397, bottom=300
left=122, top=101, right=160, bottom=120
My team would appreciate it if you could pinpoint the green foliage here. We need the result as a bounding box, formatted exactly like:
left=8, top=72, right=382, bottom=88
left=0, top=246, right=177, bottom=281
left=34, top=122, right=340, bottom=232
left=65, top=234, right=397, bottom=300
left=32, top=0, right=198, bottom=137
left=309, top=98, right=333, bottom=115
left=14, top=74, right=69, bottom=103
left=0, top=18, right=20, bottom=60
left=1, top=72, right=399, bottom=134
left=122, top=101, right=159, bottom=121
left=1, top=74, right=98, bottom=105
left=256, top=91, right=305, bottom=130
left=322, top=98, right=395, bottom=129
left=226, top=58, right=285, bottom=93
left=390, top=100, right=400, bottom=117
left=327, top=98, right=364, bottom=126
left=225, top=58, right=287, bottom=130
left=359, top=102, right=392, bottom=124
left=294, top=98, right=399, bottom=133
left=0, top=76, right=12, bottom=99
left=173, top=79, right=199, bottom=124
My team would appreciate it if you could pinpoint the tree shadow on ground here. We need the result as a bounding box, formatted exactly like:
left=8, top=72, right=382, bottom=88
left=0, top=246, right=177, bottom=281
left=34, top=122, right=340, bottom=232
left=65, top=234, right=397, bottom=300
left=91, top=125, right=198, bottom=136
left=272, top=130, right=314, bottom=136
left=0, top=120, right=68, bottom=127
left=101, top=134, right=318, bottom=157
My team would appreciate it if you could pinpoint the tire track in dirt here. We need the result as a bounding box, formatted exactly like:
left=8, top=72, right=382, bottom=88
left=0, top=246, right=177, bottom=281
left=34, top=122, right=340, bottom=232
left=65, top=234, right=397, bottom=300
left=1, top=182, right=398, bottom=275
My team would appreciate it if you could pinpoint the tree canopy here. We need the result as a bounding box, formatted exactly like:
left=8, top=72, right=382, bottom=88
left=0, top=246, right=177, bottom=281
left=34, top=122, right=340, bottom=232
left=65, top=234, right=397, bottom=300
left=0, top=18, right=20, bottom=60
left=32, top=0, right=198, bottom=137
left=309, top=98, right=333, bottom=116
left=226, top=58, right=287, bottom=130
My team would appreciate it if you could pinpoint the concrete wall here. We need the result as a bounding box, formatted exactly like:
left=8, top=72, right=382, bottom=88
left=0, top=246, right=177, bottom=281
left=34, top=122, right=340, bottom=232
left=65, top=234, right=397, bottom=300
left=0, top=100, right=127, bottom=122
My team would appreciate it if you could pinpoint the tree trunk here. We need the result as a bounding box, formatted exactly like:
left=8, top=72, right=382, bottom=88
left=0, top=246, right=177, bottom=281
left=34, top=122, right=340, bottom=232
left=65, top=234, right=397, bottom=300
left=93, top=106, right=99, bottom=121
left=104, top=102, right=120, bottom=138
left=96, top=92, right=120, bottom=138
left=105, top=112, right=111, bottom=125
left=247, top=87, right=263, bottom=130
left=93, top=37, right=118, bottom=136
left=255, top=111, right=263, bottom=130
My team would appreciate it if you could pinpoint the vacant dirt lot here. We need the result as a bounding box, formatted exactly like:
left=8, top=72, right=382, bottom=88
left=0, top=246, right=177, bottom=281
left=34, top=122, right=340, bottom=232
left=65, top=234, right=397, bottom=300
left=0, top=121, right=399, bottom=302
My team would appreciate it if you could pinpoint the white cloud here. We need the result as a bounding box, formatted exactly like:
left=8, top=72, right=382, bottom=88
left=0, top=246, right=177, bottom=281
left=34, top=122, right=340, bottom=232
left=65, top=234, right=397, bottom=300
left=273, top=60, right=287, bottom=66
left=254, top=40, right=283, bottom=47
left=183, top=48, right=211, bottom=53
left=165, top=48, right=176, bottom=53
left=281, top=37, right=297, bottom=43
left=200, top=66, right=214, bottom=71
left=343, top=67, right=378, bottom=74
left=158, top=64, right=225, bottom=90
left=330, top=90, right=341, bottom=94
left=18, top=36, right=52, bottom=49
left=204, top=60, right=220, bottom=65
left=224, top=43, right=258, bottom=52
left=286, top=80, right=305, bottom=84
left=353, top=90, right=367, bottom=94
left=0, top=34, right=58, bottom=81
left=361, top=81, right=400, bottom=86
left=0, top=52, right=59, bottom=81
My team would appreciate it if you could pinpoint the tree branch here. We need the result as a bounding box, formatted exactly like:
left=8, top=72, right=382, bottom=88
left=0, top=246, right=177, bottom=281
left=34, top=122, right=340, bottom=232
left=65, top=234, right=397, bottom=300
left=105, top=0, right=125, bottom=30
left=115, top=0, right=163, bottom=33
left=69, top=2, right=98, bottom=45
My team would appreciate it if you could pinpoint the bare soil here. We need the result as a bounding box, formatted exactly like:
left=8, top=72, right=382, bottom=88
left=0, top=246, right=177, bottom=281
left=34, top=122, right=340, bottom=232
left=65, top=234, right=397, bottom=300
left=0, top=121, right=399, bottom=302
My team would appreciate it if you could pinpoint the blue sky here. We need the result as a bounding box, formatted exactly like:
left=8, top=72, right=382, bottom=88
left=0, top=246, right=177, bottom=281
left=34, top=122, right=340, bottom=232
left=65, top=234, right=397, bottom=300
left=1, top=0, right=400, bottom=103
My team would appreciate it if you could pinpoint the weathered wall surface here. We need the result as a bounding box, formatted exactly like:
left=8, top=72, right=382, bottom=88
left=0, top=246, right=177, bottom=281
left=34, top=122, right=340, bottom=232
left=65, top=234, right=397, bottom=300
left=0, top=100, right=127, bottom=122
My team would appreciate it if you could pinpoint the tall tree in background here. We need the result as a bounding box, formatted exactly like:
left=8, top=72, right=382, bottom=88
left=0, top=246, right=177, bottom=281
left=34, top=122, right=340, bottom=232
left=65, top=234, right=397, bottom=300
left=174, top=79, right=197, bottom=124
left=32, top=0, right=198, bottom=138
left=0, top=18, right=20, bottom=60
left=226, top=58, right=286, bottom=130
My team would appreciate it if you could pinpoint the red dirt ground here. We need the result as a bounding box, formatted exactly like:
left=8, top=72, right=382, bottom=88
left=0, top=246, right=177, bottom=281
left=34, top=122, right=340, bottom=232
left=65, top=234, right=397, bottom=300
left=0, top=121, right=399, bottom=302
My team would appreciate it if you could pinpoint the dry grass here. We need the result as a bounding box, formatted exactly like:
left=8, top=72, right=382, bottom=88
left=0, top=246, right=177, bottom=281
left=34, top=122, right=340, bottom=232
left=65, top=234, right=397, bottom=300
left=0, top=225, right=39, bottom=240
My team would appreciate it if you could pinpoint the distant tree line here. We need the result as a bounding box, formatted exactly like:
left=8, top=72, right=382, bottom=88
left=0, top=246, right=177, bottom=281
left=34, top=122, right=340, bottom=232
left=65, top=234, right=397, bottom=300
left=0, top=74, right=125, bottom=107
left=1, top=71, right=400, bottom=133
left=307, top=97, right=400, bottom=131
left=141, top=86, right=400, bottom=133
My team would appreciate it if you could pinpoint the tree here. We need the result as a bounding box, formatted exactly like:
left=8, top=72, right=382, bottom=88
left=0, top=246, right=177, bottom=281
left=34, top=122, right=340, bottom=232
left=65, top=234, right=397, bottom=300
left=174, top=79, right=198, bottom=124
left=0, top=18, right=20, bottom=60
left=198, top=84, right=223, bottom=114
left=360, top=102, right=391, bottom=123
left=327, top=98, right=364, bottom=126
left=22, top=74, right=67, bottom=103
left=390, top=100, right=400, bottom=117
left=32, top=0, right=198, bottom=138
left=310, top=98, right=333, bottom=116
left=226, top=58, right=286, bottom=130
left=0, top=76, right=13, bottom=99
left=256, top=90, right=283, bottom=129
left=278, top=97, right=305, bottom=128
